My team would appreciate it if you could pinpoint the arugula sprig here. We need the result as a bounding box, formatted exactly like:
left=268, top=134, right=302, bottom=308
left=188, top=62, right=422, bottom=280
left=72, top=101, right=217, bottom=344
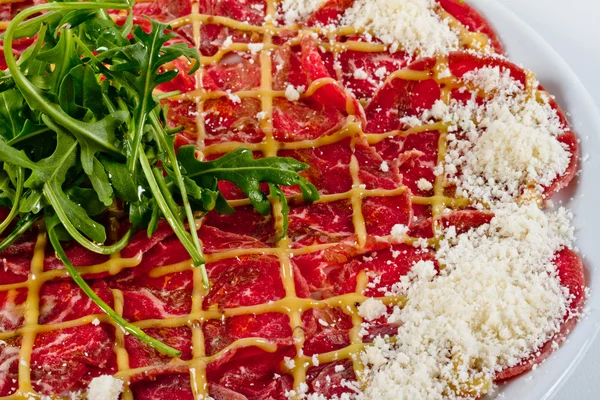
left=0, top=1, right=318, bottom=357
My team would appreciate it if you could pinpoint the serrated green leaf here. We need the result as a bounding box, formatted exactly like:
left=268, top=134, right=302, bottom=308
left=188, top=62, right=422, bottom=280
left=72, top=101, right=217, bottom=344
left=59, top=64, right=106, bottom=120
left=99, top=19, right=199, bottom=170
left=100, top=156, right=139, bottom=202
left=178, top=146, right=319, bottom=215
left=30, top=116, right=107, bottom=243
left=0, top=168, right=15, bottom=204
left=89, top=157, right=114, bottom=207
left=66, top=187, right=108, bottom=216
left=269, top=184, right=289, bottom=242
left=24, top=116, right=79, bottom=189
left=0, top=89, right=26, bottom=141
left=19, top=189, right=43, bottom=214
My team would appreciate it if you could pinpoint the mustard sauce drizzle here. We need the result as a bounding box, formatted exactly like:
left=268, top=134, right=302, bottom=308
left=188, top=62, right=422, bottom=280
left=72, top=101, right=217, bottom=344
left=0, top=0, right=496, bottom=398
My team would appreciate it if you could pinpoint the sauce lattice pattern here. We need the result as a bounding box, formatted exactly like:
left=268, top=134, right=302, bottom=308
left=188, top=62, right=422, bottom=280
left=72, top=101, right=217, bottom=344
left=0, top=0, right=583, bottom=399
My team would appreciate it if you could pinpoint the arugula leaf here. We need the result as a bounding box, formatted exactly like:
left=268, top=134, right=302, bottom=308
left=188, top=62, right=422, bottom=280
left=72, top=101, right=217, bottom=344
left=269, top=184, right=290, bottom=242
left=4, top=12, right=128, bottom=171
left=0, top=168, right=15, bottom=205
left=0, top=89, right=26, bottom=141
left=178, top=146, right=319, bottom=215
left=0, top=166, right=23, bottom=235
left=100, top=19, right=199, bottom=171
left=0, top=1, right=320, bottom=358
left=35, top=117, right=107, bottom=243
left=59, top=64, right=106, bottom=120
left=66, top=187, right=109, bottom=216
left=46, top=212, right=181, bottom=359
left=0, top=214, right=37, bottom=252
left=100, top=156, right=139, bottom=202
left=19, top=189, right=43, bottom=214
left=36, top=27, right=81, bottom=96
left=89, top=157, right=114, bottom=207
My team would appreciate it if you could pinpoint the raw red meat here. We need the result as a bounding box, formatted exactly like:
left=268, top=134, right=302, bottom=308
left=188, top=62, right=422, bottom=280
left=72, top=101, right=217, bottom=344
left=199, top=25, right=263, bottom=57
left=203, top=97, right=265, bottom=145
left=203, top=255, right=286, bottom=309
left=279, top=140, right=353, bottom=195
left=205, top=55, right=261, bottom=92
left=366, top=51, right=579, bottom=196
left=203, top=313, right=292, bottom=356
left=374, top=130, right=440, bottom=194
left=199, top=0, right=266, bottom=25
left=0, top=0, right=586, bottom=398
left=273, top=98, right=346, bottom=142
left=339, top=41, right=409, bottom=100
left=126, top=326, right=193, bottom=368
left=287, top=200, right=355, bottom=247
left=0, top=289, right=27, bottom=331
left=38, top=280, right=113, bottom=324
left=0, top=341, right=19, bottom=396
left=437, top=0, right=504, bottom=54
left=132, top=0, right=191, bottom=22
left=131, top=374, right=194, bottom=400
left=110, top=270, right=193, bottom=322
left=302, top=307, right=353, bottom=355
left=206, top=348, right=294, bottom=399
left=203, top=205, right=276, bottom=246
left=362, top=194, right=413, bottom=237
left=496, top=248, right=586, bottom=381
left=306, top=360, right=357, bottom=398
left=31, top=324, right=116, bottom=394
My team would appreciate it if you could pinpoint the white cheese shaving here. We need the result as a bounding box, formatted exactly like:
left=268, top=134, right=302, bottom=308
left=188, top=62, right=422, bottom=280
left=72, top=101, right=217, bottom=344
left=278, top=0, right=326, bottom=26
left=359, top=203, right=574, bottom=399
left=341, top=0, right=460, bottom=57
left=374, top=67, right=387, bottom=79
left=358, top=298, right=387, bottom=321
left=247, top=43, right=264, bottom=54
left=284, top=356, right=296, bottom=369
left=225, top=90, right=241, bottom=104
left=285, top=84, right=301, bottom=101
left=222, top=36, right=233, bottom=48
left=403, top=66, right=571, bottom=205
left=255, top=111, right=268, bottom=120
left=390, top=224, right=409, bottom=240
left=353, top=68, right=369, bottom=80
left=87, top=376, right=124, bottom=400
left=416, top=178, right=433, bottom=191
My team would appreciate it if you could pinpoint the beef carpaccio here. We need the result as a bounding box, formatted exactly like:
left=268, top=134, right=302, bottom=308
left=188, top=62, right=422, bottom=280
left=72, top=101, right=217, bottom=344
left=0, top=0, right=585, bottom=399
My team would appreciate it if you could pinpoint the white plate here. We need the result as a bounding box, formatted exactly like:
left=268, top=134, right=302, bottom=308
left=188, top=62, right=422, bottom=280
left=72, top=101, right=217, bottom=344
left=468, top=0, right=600, bottom=399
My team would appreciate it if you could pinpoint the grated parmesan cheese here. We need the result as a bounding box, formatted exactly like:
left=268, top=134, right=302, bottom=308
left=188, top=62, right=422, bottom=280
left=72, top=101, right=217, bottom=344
left=340, top=0, right=460, bottom=57
left=353, top=68, right=369, bottom=80
left=278, top=0, right=326, bottom=26
left=360, top=203, right=575, bottom=399
left=390, top=224, right=409, bottom=240
left=87, top=376, right=124, bottom=400
left=222, top=36, right=233, bottom=48
left=358, top=298, right=387, bottom=321
left=255, top=111, right=268, bottom=120
left=416, top=178, right=433, bottom=191
left=374, top=67, right=387, bottom=79
left=225, top=90, right=241, bottom=104
left=285, top=85, right=301, bottom=101
left=247, top=43, right=264, bottom=54
left=403, top=66, right=571, bottom=204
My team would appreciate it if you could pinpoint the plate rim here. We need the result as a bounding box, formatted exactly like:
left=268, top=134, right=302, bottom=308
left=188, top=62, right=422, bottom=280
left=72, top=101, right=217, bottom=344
left=469, top=0, right=600, bottom=399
